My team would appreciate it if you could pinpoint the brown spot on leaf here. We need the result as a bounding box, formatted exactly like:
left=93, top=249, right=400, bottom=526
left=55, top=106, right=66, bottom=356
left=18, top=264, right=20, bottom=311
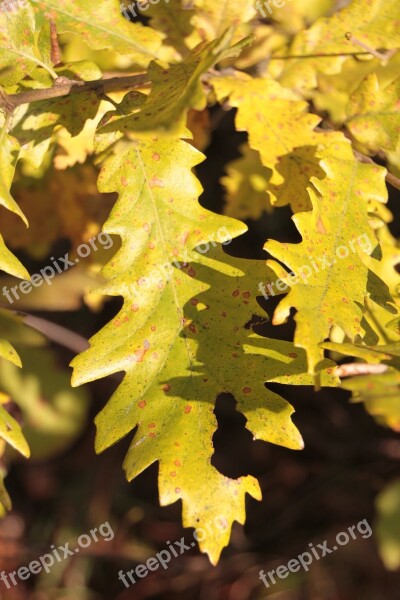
left=149, top=176, right=165, bottom=188
left=317, top=216, right=327, bottom=234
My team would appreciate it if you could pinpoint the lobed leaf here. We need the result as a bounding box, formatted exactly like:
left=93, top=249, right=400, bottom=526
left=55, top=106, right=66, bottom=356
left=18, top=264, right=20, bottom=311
left=71, top=134, right=337, bottom=562
left=346, top=73, right=400, bottom=155
left=265, top=138, right=390, bottom=376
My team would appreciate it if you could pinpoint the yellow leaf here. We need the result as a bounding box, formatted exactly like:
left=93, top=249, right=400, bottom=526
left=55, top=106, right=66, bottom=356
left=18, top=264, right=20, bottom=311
left=346, top=73, right=400, bottom=155
left=71, top=134, right=337, bottom=563
left=277, top=0, right=400, bottom=91
left=212, top=73, right=320, bottom=189
left=265, top=138, right=390, bottom=375
left=221, top=144, right=272, bottom=220
left=35, top=0, right=163, bottom=68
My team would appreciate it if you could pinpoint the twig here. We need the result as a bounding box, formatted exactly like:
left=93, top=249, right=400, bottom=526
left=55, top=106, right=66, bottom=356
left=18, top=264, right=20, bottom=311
left=270, top=51, right=371, bottom=60
left=0, top=73, right=150, bottom=112
left=20, top=313, right=90, bottom=354
left=345, top=32, right=395, bottom=64
left=336, top=362, right=389, bottom=378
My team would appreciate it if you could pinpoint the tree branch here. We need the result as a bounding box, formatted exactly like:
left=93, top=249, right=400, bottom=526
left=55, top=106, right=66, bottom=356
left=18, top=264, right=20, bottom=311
left=0, top=73, right=150, bottom=112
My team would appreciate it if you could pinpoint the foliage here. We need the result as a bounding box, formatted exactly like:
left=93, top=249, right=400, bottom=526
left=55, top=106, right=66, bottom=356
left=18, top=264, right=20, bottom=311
left=0, top=0, right=399, bottom=564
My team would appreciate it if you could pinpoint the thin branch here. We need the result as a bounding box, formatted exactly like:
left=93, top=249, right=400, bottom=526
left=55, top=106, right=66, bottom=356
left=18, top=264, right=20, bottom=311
left=271, top=34, right=395, bottom=62
left=270, top=51, right=371, bottom=60
left=345, top=32, right=396, bottom=64
left=21, top=313, right=90, bottom=354
left=353, top=149, right=400, bottom=191
left=336, top=362, right=389, bottom=378
left=0, top=73, right=150, bottom=112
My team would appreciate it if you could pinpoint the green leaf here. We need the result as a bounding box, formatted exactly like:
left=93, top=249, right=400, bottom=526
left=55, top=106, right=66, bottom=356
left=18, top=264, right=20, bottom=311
left=0, top=121, right=29, bottom=279
left=376, top=480, right=400, bottom=570
left=0, top=347, right=90, bottom=460
left=0, top=122, right=29, bottom=370
left=71, top=134, right=337, bottom=563
left=0, top=393, right=30, bottom=514
left=0, top=403, right=30, bottom=458
left=0, top=126, right=27, bottom=229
